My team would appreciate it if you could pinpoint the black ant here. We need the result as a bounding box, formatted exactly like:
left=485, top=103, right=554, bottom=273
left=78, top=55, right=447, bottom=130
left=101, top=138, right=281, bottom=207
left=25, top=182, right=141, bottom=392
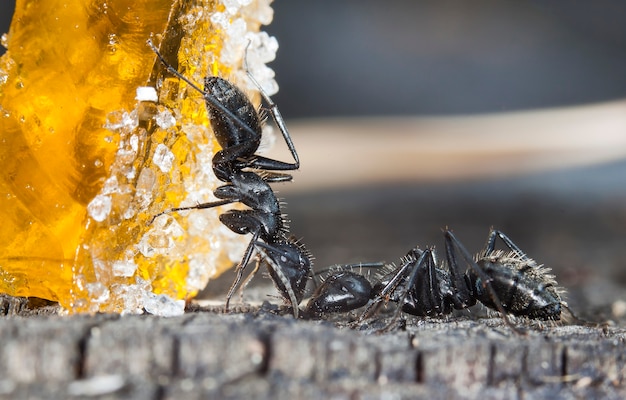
left=146, top=38, right=312, bottom=317
left=304, top=229, right=565, bottom=332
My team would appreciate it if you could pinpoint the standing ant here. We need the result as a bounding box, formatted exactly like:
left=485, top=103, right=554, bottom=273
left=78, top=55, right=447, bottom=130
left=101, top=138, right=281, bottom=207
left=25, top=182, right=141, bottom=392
left=147, top=39, right=312, bottom=317
left=304, top=229, right=564, bottom=331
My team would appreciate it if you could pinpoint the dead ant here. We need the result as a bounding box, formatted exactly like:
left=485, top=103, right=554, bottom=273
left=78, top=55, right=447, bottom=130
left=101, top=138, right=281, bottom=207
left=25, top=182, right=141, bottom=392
left=147, top=38, right=312, bottom=317
left=304, top=229, right=565, bottom=332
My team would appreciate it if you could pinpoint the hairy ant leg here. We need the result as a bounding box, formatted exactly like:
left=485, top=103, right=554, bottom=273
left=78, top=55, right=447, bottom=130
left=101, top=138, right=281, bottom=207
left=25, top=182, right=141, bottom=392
left=483, top=229, right=526, bottom=259
left=254, top=239, right=312, bottom=318
left=242, top=54, right=299, bottom=172
left=355, top=246, right=470, bottom=331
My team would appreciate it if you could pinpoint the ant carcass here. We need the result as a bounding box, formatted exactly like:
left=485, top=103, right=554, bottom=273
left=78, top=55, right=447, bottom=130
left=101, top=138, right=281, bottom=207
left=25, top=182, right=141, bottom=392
left=304, top=229, right=564, bottom=331
left=147, top=39, right=312, bottom=318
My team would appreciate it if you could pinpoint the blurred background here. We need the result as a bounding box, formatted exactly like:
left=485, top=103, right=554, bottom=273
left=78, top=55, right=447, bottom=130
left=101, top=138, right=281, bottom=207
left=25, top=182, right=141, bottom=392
left=266, top=1, right=626, bottom=117
left=4, top=1, right=626, bottom=116
left=2, top=1, right=625, bottom=320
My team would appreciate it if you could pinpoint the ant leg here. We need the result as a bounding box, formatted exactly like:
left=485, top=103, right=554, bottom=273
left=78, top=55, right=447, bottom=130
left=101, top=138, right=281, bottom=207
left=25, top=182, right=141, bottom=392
left=237, top=253, right=262, bottom=305
left=147, top=38, right=260, bottom=140
left=445, top=230, right=525, bottom=335
left=483, top=229, right=527, bottom=260
left=254, top=241, right=301, bottom=318
left=225, top=230, right=262, bottom=312
left=242, top=45, right=299, bottom=171
left=560, top=303, right=602, bottom=328
left=149, top=199, right=233, bottom=224
left=356, top=249, right=428, bottom=324
left=262, top=173, right=294, bottom=183
left=444, top=234, right=476, bottom=310
left=377, top=249, right=438, bottom=332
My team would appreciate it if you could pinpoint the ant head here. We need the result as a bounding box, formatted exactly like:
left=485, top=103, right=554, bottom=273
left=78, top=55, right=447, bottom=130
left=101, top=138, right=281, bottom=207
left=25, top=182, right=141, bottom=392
left=255, top=240, right=312, bottom=304
left=304, top=271, right=373, bottom=318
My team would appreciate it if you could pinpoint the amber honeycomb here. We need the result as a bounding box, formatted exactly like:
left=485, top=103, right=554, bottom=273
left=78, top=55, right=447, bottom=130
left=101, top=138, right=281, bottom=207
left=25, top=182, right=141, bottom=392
left=0, top=0, right=278, bottom=314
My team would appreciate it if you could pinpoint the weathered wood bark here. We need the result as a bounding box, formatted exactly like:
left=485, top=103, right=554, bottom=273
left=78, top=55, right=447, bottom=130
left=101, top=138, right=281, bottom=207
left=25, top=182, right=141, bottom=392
left=0, top=296, right=624, bottom=399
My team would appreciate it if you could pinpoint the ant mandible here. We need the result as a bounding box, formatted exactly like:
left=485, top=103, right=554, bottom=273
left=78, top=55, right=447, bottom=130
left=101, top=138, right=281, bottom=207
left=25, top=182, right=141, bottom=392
left=304, top=229, right=564, bottom=332
left=147, top=38, right=312, bottom=318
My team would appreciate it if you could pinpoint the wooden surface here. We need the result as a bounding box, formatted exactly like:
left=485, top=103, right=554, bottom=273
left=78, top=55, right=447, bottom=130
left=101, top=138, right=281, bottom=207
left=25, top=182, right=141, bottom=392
left=0, top=297, right=624, bottom=399
left=1, top=108, right=626, bottom=399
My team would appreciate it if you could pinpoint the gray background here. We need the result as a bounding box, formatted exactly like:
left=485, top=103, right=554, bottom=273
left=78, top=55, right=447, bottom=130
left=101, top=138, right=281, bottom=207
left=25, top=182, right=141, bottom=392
left=3, top=1, right=626, bottom=117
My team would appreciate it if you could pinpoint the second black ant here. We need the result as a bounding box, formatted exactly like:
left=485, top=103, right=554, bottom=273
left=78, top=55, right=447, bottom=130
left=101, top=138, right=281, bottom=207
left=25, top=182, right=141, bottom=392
left=304, top=229, right=566, bottom=332
left=147, top=38, right=312, bottom=318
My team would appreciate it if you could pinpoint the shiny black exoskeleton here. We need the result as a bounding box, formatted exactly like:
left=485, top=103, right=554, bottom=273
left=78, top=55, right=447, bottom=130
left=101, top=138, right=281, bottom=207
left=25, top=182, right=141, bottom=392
left=148, top=39, right=311, bottom=317
left=204, top=76, right=299, bottom=183
left=305, top=229, right=563, bottom=329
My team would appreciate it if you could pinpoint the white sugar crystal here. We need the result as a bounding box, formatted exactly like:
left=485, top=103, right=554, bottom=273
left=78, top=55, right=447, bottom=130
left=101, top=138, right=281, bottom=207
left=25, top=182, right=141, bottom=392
left=223, top=0, right=253, bottom=15
left=112, top=260, right=137, bottom=277
left=103, top=110, right=138, bottom=133
left=153, top=143, right=175, bottom=173
left=129, top=134, right=139, bottom=152
left=1, top=33, right=8, bottom=50
left=210, top=12, right=229, bottom=28
left=101, top=175, right=119, bottom=195
left=135, top=86, right=158, bottom=102
left=187, top=256, right=217, bottom=291
left=143, top=292, right=185, bottom=317
left=134, top=167, right=156, bottom=209
left=86, top=282, right=110, bottom=304
left=155, top=107, right=176, bottom=129
left=112, top=284, right=145, bottom=315
left=248, top=31, right=278, bottom=63
left=138, top=216, right=185, bottom=257
left=254, top=0, right=274, bottom=25
left=87, top=194, right=112, bottom=222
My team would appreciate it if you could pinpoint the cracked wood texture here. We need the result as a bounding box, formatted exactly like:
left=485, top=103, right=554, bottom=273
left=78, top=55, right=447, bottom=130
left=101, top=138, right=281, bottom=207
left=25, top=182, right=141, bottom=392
left=0, top=300, right=624, bottom=399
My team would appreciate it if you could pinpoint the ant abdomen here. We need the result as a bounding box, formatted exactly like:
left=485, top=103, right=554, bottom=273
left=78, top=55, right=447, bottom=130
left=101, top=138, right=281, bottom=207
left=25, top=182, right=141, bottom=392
left=472, top=255, right=562, bottom=320
left=304, top=229, right=564, bottom=330
left=204, top=76, right=262, bottom=148
left=203, top=77, right=262, bottom=182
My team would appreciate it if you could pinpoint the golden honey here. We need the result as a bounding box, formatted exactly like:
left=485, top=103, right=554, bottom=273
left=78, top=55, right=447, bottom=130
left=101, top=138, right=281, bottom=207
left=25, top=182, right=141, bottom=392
left=0, top=0, right=278, bottom=314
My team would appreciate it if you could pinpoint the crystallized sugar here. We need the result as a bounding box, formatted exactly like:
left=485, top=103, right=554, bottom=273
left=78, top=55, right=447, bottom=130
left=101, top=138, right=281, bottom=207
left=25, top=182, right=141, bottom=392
left=152, top=143, right=175, bottom=173
left=78, top=0, right=279, bottom=314
left=155, top=107, right=176, bottom=129
left=143, top=292, right=186, bottom=317
left=135, top=86, right=158, bottom=102
left=87, top=194, right=112, bottom=222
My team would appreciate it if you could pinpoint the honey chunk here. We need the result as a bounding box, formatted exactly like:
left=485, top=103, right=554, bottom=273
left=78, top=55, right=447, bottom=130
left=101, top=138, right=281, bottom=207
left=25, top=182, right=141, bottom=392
left=0, top=0, right=278, bottom=314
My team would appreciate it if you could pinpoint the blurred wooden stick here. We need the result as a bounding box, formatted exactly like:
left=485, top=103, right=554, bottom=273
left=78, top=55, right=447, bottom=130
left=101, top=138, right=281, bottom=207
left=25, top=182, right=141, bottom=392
left=266, top=100, right=626, bottom=192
